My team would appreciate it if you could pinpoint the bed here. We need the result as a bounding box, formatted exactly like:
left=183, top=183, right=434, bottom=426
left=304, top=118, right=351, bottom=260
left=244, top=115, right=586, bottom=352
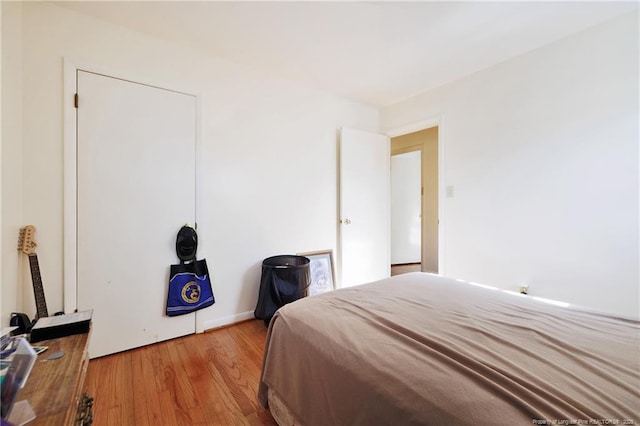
left=258, top=272, right=640, bottom=425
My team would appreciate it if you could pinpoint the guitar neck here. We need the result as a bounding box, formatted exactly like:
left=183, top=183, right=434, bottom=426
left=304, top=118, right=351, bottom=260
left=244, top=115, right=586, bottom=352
left=28, top=254, right=49, bottom=319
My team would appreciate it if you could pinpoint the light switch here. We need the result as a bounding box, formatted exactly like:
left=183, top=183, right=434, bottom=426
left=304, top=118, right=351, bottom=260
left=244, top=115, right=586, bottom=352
left=446, top=185, right=454, bottom=198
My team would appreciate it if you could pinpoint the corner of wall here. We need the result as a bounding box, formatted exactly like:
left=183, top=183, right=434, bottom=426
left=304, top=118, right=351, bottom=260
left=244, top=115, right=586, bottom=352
left=1, top=0, right=24, bottom=327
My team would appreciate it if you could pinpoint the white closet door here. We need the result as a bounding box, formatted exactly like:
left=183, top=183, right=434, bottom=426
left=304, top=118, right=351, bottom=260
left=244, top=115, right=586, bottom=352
left=391, top=151, right=422, bottom=264
left=339, top=128, right=391, bottom=287
left=77, top=71, right=196, bottom=358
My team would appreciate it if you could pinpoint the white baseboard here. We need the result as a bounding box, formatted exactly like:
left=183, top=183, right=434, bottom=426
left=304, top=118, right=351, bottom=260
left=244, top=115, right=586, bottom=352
left=198, top=310, right=255, bottom=333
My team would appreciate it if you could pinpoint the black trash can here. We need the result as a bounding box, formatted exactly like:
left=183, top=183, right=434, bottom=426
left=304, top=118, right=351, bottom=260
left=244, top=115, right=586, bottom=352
left=254, top=255, right=311, bottom=325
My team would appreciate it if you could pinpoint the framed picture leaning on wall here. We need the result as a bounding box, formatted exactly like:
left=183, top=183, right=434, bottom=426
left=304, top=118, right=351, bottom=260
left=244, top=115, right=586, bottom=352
left=297, top=250, right=336, bottom=296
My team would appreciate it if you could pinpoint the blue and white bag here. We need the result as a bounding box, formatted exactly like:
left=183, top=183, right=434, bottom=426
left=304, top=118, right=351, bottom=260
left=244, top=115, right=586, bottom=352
left=166, top=225, right=214, bottom=316
left=166, top=258, right=215, bottom=316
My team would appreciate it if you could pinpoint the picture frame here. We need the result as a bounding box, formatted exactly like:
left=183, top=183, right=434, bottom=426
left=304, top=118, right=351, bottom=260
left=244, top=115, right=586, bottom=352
left=298, top=250, right=336, bottom=296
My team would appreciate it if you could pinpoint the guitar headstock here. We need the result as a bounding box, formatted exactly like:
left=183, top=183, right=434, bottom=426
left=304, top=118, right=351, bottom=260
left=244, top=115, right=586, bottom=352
left=18, top=225, right=37, bottom=255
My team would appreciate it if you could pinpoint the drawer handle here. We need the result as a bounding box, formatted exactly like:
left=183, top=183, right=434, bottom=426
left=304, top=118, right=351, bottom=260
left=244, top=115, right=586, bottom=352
left=77, top=393, right=94, bottom=425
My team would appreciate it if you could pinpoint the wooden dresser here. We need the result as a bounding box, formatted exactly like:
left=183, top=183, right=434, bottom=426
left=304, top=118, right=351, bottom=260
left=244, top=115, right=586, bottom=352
left=9, top=330, right=93, bottom=425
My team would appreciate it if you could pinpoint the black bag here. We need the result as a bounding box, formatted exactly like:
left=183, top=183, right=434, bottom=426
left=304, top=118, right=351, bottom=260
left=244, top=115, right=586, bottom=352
left=254, top=255, right=310, bottom=324
left=166, top=259, right=215, bottom=316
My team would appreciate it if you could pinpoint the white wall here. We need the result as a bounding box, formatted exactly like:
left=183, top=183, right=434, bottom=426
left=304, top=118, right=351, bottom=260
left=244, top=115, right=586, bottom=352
left=390, top=151, right=421, bottom=264
left=1, top=1, right=24, bottom=327
left=9, top=2, right=378, bottom=331
left=382, top=11, right=639, bottom=318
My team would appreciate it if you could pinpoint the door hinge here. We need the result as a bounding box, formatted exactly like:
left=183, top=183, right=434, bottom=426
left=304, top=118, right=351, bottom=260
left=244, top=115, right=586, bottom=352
left=74, top=93, right=78, bottom=108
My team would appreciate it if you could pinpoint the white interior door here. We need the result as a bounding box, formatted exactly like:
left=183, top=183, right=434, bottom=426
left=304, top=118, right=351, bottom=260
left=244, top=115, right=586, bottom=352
left=77, top=71, right=196, bottom=358
left=339, top=128, right=390, bottom=287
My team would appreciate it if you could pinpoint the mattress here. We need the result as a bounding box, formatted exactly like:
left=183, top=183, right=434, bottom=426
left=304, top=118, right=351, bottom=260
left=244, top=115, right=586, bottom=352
left=258, top=272, right=640, bottom=425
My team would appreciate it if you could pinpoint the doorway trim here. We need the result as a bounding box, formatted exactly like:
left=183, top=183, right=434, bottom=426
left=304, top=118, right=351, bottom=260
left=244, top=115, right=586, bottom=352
left=385, top=116, right=446, bottom=275
left=62, top=58, right=203, bottom=315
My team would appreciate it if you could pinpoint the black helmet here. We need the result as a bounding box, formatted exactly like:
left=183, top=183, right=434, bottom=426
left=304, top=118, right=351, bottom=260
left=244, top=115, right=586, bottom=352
left=176, top=225, right=198, bottom=262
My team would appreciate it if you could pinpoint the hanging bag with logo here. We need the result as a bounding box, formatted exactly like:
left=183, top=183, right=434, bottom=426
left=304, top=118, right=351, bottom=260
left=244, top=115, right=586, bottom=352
left=166, top=225, right=215, bottom=316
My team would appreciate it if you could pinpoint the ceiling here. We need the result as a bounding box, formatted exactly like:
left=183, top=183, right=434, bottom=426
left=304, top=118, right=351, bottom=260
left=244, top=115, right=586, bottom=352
left=55, top=1, right=638, bottom=107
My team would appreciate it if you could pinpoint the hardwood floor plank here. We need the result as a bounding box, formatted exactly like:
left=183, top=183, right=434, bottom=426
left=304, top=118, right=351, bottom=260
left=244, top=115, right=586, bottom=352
left=122, top=352, right=137, bottom=425
left=131, top=346, right=157, bottom=426
left=104, top=405, right=122, bottom=426
left=156, top=388, right=181, bottom=426
left=206, top=329, right=262, bottom=417
left=231, top=322, right=270, bottom=371
left=391, top=263, right=422, bottom=276
left=86, top=320, right=275, bottom=425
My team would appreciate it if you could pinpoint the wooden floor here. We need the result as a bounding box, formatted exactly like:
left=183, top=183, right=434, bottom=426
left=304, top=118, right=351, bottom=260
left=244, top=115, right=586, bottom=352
left=391, top=263, right=421, bottom=276
left=85, top=320, right=277, bottom=426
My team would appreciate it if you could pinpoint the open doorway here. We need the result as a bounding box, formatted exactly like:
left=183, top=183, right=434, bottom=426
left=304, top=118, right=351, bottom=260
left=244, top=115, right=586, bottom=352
left=390, top=126, right=439, bottom=275
left=391, top=150, right=421, bottom=274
